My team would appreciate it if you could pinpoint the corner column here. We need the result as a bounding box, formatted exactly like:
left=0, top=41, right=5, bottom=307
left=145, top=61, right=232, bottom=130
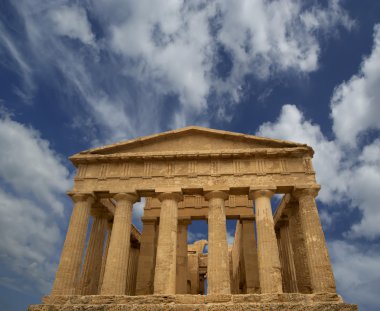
left=100, top=193, right=138, bottom=295
left=205, top=191, right=231, bottom=295
left=51, top=193, right=94, bottom=295
left=135, top=218, right=158, bottom=295
left=77, top=207, right=107, bottom=294
left=154, top=192, right=183, bottom=294
left=293, top=188, right=336, bottom=293
left=241, top=218, right=260, bottom=293
left=176, top=218, right=191, bottom=294
left=251, top=189, right=282, bottom=293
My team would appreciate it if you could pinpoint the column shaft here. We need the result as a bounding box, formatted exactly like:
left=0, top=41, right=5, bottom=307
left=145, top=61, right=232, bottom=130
left=294, top=189, right=336, bottom=293
left=126, top=246, right=140, bottom=295
left=280, top=223, right=298, bottom=292
left=135, top=220, right=158, bottom=295
left=78, top=214, right=107, bottom=294
left=154, top=193, right=182, bottom=294
left=241, top=219, right=260, bottom=293
left=101, top=193, right=137, bottom=295
left=253, top=190, right=283, bottom=293
left=97, top=221, right=112, bottom=292
left=288, top=203, right=312, bottom=293
left=51, top=194, right=93, bottom=295
left=206, top=191, right=231, bottom=294
left=176, top=220, right=190, bottom=294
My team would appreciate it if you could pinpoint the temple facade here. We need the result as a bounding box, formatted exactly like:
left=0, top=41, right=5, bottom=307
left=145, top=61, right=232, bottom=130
left=29, top=126, right=357, bottom=310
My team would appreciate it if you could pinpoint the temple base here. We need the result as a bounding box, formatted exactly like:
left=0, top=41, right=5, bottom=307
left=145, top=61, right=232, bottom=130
left=28, top=293, right=357, bottom=310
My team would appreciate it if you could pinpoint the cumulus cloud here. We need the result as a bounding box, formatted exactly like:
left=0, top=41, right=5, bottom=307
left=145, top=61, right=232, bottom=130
left=257, top=104, right=346, bottom=203
left=0, top=114, right=71, bottom=293
left=330, top=240, right=380, bottom=311
left=257, top=104, right=380, bottom=240
left=331, top=24, right=380, bottom=147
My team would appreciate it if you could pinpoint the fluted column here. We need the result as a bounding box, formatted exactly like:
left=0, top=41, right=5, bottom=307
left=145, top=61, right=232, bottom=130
left=77, top=208, right=107, bottom=294
left=51, top=193, right=94, bottom=295
left=135, top=218, right=158, bottom=295
left=100, top=193, right=138, bottom=295
left=251, top=189, right=282, bottom=293
left=154, top=192, right=183, bottom=294
left=176, top=218, right=190, bottom=294
left=293, top=188, right=336, bottom=293
left=97, top=220, right=113, bottom=292
left=205, top=191, right=231, bottom=295
left=279, top=220, right=298, bottom=292
left=241, top=218, right=260, bottom=293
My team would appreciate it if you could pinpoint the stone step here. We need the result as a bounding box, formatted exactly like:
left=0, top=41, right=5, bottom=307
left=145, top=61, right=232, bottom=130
left=29, top=302, right=357, bottom=311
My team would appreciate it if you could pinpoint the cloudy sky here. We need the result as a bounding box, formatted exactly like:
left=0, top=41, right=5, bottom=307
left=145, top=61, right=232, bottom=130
left=0, top=1, right=379, bottom=310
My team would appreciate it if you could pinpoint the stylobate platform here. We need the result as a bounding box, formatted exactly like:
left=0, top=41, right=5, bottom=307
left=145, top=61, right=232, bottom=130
left=28, top=293, right=357, bottom=310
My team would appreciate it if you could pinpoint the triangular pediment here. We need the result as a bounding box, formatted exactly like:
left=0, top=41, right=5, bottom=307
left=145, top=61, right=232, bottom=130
left=72, top=126, right=309, bottom=158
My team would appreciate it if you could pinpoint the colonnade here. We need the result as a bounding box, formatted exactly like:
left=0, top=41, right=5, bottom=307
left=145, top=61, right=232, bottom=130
left=51, top=187, right=335, bottom=296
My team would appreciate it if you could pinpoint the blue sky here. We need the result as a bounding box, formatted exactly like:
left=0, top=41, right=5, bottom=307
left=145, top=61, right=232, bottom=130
left=0, top=1, right=379, bottom=310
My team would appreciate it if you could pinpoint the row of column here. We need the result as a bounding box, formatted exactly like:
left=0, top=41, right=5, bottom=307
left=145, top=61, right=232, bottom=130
left=51, top=187, right=335, bottom=296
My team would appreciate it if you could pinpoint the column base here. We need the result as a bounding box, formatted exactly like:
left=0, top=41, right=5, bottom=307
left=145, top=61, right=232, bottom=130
left=29, top=293, right=357, bottom=310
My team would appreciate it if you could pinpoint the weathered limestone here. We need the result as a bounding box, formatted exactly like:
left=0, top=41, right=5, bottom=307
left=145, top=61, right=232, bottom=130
left=154, top=192, right=183, bottom=294
left=252, top=189, right=283, bottom=293
left=101, top=193, right=138, bottom=295
left=77, top=208, right=107, bottom=295
left=31, top=126, right=356, bottom=310
left=288, top=202, right=312, bottom=293
left=51, top=193, right=94, bottom=295
left=279, top=220, right=298, bottom=293
left=98, top=220, right=113, bottom=292
left=205, top=191, right=231, bottom=295
left=135, top=218, right=158, bottom=295
left=176, top=218, right=190, bottom=294
left=293, top=188, right=336, bottom=293
left=126, top=246, right=140, bottom=295
left=241, top=218, right=260, bottom=293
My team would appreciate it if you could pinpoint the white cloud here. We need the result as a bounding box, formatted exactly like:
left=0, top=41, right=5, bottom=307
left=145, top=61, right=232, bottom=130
left=0, top=114, right=71, bottom=293
left=257, top=104, right=380, bottom=240
left=0, top=115, right=71, bottom=214
left=331, top=24, right=380, bottom=147
left=227, top=229, right=235, bottom=245
left=329, top=240, right=380, bottom=311
left=3, top=0, right=354, bottom=144
left=49, top=5, right=95, bottom=45
left=257, top=104, right=346, bottom=203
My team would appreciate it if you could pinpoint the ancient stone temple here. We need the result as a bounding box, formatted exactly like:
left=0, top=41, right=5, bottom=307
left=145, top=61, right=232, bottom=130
left=29, top=126, right=357, bottom=310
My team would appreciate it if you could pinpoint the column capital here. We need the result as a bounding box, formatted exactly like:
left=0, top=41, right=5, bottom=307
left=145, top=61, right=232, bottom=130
left=204, top=190, right=229, bottom=201
left=69, top=192, right=95, bottom=204
left=292, top=186, right=320, bottom=199
left=249, top=189, right=274, bottom=200
left=113, top=192, right=139, bottom=203
left=157, top=192, right=183, bottom=202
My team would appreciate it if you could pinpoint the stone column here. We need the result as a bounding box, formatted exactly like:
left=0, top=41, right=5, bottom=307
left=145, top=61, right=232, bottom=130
left=100, top=193, right=138, bottom=295
left=205, top=191, right=231, bottom=295
left=97, top=220, right=113, bottom=292
left=77, top=208, right=107, bottom=295
left=293, top=188, right=336, bottom=293
left=154, top=192, right=182, bottom=294
left=241, top=218, right=260, bottom=293
left=51, top=193, right=94, bottom=295
left=176, top=218, right=190, bottom=294
left=279, top=220, right=298, bottom=292
left=135, top=218, right=158, bottom=295
left=126, top=246, right=140, bottom=295
left=251, top=189, right=282, bottom=293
